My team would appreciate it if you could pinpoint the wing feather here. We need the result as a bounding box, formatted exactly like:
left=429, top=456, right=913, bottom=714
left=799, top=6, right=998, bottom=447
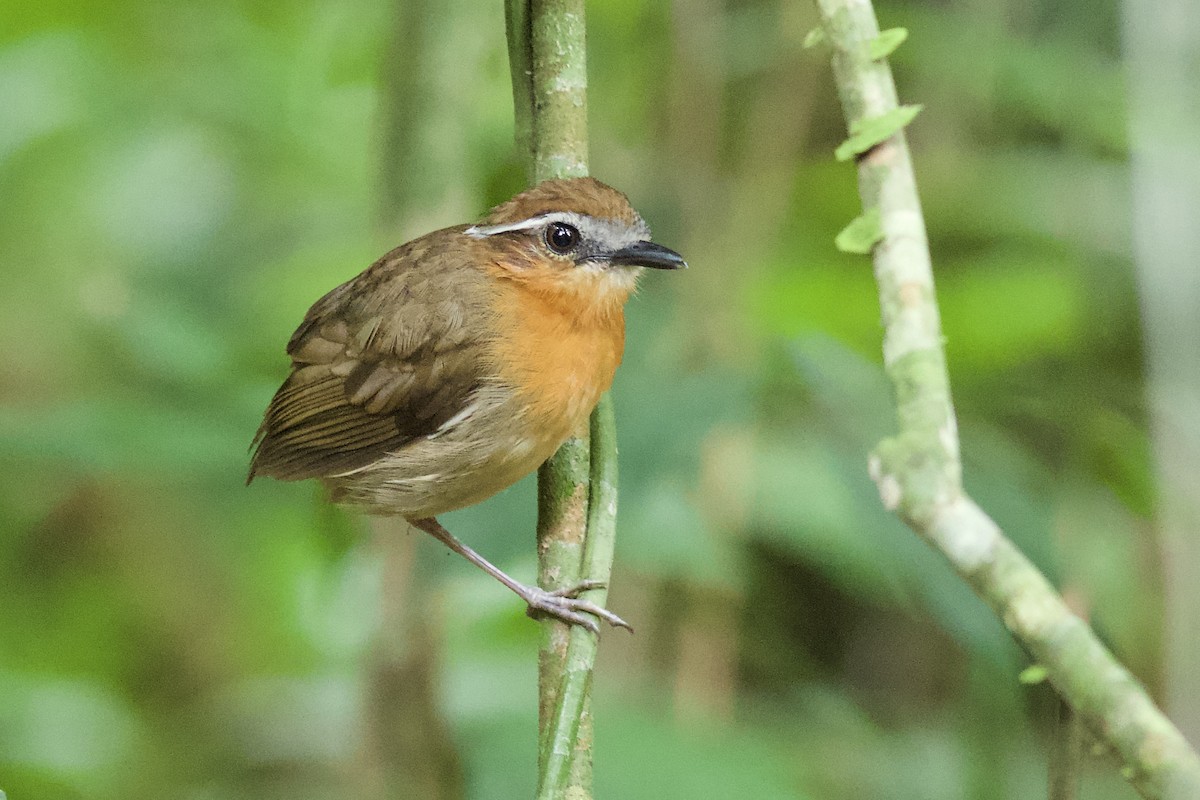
left=248, top=231, right=490, bottom=484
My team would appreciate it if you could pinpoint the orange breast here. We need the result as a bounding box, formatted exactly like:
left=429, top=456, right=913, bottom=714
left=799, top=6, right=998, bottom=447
left=486, top=272, right=628, bottom=442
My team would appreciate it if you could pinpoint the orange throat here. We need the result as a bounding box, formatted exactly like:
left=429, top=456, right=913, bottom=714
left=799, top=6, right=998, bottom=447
left=487, top=267, right=631, bottom=440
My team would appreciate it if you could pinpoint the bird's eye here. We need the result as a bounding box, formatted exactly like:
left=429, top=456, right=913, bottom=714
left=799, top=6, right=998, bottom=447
left=545, top=222, right=581, bottom=254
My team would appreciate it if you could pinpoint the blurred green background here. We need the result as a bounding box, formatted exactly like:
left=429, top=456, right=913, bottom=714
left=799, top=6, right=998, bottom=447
left=1, top=0, right=1187, bottom=797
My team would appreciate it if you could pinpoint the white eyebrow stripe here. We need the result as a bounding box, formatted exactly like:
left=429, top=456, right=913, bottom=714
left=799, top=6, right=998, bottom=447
left=464, top=211, right=584, bottom=238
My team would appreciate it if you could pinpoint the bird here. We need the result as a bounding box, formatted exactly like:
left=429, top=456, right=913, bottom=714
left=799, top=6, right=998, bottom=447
left=248, top=177, right=685, bottom=632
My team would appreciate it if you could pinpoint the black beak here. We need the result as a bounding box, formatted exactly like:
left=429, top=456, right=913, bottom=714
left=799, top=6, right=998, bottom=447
left=608, top=241, right=688, bottom=270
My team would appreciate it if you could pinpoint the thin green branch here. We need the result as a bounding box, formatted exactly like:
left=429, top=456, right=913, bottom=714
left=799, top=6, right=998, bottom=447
left=538, top=396, right=619, bottom=798
left=811, top=1, right=1200, bottom=797
left=504, top=2, right=613, bottom=799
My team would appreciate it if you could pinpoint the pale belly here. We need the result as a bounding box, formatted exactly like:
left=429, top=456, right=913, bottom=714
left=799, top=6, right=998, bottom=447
left=323, top=383, right=590, bottom=518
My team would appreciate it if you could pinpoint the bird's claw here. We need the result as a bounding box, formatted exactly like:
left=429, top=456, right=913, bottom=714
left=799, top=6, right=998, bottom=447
left=522, top=580, right=634, bottom=633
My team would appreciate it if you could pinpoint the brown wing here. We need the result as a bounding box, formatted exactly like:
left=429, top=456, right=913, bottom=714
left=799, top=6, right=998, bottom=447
left=248, top=231, right=490, bottom=483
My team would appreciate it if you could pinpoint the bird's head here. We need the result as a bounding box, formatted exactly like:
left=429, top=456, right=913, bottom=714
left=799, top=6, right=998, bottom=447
left=466, top=177, right=685, bottom=307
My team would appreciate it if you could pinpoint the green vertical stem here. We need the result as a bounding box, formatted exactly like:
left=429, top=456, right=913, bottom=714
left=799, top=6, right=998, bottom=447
left=528, top=0, right=589, bottom=181
left=537, top=396, right=619, bottom=797
left=505, top=2, right=615, bottom=799
left=813, top=0, right=1200, bottom=797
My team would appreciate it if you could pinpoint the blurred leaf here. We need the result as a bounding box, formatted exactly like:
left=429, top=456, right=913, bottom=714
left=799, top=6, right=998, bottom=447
left=1084, top=410, right=1154, bottom=515
left=109, top=294, right=237, bottom=388
left=1018, top=664, right=1048, bottom=684
left=869, top=28, right=908, bottom=60
left=85, top=127, right=237, bottom=262
left=890, top=4, right=1127, bottom=153
left=208, top=675, right=360, bottom=765
left=747, top=256, right=883, bottom=359
left=0, top=676, right=142, bottom=788
left=919, top=149, right=1130, bottom=257
left=0, top=33, right=87, bottom=162
left=939, top=252, right=1084, bottom=373
left=835, top=105, right=922, bottom=161
left=835, top=208, right=883, bottom=254
left=621, top=476, right=744, bottom=591
left=750, top=430, right=903, bottom=601
left=789, top=335, right=894, bottom=448
left=803, top=27, right=826, bottom=49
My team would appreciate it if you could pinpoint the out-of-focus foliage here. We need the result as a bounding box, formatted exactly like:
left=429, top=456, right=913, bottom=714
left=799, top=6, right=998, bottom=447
left=0, top=0, right=1160, bottom=797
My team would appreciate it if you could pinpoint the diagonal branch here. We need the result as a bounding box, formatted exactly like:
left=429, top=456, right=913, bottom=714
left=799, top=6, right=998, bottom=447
left=812, top=1, right=1200, bottom=797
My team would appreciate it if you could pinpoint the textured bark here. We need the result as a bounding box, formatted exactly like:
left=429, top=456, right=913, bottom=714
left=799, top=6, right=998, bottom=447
left=812, top=0, right=1200, bottom=796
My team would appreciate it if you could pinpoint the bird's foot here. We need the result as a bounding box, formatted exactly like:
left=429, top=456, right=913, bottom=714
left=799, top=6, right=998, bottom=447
left=405, top=517, right=633, bottom=633
left=521, top=580, right=634, bottom=634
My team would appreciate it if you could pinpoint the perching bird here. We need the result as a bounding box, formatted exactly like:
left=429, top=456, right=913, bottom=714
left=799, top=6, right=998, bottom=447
left=248, top=177, right=685, bottom=631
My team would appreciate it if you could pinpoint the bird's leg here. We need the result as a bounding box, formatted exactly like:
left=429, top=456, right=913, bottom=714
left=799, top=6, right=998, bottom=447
left=406, top=516, right=632, bottom=634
